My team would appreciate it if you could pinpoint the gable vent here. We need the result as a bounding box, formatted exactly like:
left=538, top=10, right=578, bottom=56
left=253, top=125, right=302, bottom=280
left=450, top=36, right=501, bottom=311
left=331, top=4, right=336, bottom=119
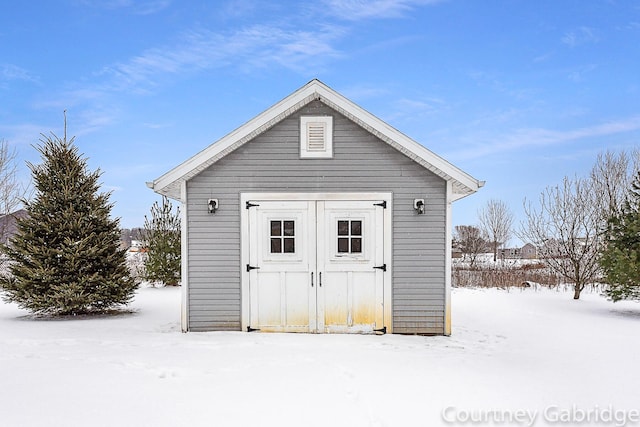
left=300, top=116, right=333, bottom=158
left=307, top=123, right=326, bottom=151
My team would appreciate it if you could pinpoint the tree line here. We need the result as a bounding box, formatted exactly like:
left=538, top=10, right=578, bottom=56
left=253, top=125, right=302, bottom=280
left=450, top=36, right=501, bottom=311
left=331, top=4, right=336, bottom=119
left=455, top=149, right=640, bottom=301
left=0, top=124, right=637, bottom=314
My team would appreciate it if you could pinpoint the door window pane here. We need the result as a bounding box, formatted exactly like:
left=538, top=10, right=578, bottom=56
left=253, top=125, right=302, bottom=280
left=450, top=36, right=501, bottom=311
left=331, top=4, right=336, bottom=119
left=270, top=221, right=281, bottom=237
left=351, top=221, right=361, bottom=236
left=351, top=238, right=362, bottom=253
left=284, top=221, right=295, bottom=236
left=284, top=238, right=295, bottom=253
left=271, top=238, right=282, bottom=253
left=338, top=238, right=349, bottom=253
left=337, top=220, right=349, bottom=236
left=337, top=219, right=363, bottom=254
left=270, top=220, right=295, bottom=254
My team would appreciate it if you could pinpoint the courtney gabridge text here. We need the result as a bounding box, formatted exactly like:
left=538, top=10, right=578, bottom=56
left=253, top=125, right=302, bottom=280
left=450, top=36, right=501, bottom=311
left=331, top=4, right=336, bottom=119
left=442, top=405, right=640, bottom=426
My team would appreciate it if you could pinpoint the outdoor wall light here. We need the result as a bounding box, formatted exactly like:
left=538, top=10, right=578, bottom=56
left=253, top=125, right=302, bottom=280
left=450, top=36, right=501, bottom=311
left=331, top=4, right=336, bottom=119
left=208, top=199, right=219, bottom=214
left=413, top=199, right=425, bottom=214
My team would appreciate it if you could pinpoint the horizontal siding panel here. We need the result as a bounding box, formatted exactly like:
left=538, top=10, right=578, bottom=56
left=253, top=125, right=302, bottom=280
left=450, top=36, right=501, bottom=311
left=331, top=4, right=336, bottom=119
left=189, top=313, right=240, bottom=319
left=393, top=310, right=444, bottom=317
left=189, top=308, right=239, bottom=315
left=188, top=267, right=240, bottom=274
left=189, top=283, right=240, bottom=289
left=392, top=289, right=445, bottom=295
left=189, top=291, right=240, bottom=298
left=394, top=328, right=444, bottom=335
left=395, top=322, right=444, bottom=328
left=189, top=305, right=239, bottom=312
left=393, top=300, right=444, bottom=307
left=189, top=288, right=239, bottom=294
left=190, top=300, right=239, bottom=307
left=190, top=327, right=238, bottom=332
left=393, top=298, right=445, bottom=305
left=393, top=286, right=444, bottom=293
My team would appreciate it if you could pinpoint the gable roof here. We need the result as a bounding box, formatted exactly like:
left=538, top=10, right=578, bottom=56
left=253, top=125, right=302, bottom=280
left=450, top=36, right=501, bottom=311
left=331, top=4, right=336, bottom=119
left=147, top=79, right=484, bottom=201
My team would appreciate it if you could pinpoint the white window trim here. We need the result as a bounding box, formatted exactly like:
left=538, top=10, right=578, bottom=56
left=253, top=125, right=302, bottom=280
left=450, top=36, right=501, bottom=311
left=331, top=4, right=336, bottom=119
left=300, top=116, right=333, bottom=158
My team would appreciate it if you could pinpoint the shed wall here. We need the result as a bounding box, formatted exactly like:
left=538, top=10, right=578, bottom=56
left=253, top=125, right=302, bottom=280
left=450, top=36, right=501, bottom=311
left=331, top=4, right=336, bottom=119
left=186, top=101, right=446, bottom=334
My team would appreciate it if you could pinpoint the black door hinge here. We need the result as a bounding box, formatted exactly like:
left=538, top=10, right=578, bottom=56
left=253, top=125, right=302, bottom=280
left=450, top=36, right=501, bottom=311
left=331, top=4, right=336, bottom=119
left=374, top=326, right=387, bottom=334
left=247, top=326, right=260, bottom=332
left=246, top=264, right=260, bottom=272
left=246, top=201, right=260, bottom=209
left=373, top=264, right=387, bottom=272
left=374, top=201, right=387, bottom=209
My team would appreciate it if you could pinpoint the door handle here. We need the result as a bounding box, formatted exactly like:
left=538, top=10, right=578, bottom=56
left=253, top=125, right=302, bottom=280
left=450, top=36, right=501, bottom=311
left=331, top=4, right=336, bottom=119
left=311, top=272, right=314, bottom=287
left=319, top=272, right=322, bottom=287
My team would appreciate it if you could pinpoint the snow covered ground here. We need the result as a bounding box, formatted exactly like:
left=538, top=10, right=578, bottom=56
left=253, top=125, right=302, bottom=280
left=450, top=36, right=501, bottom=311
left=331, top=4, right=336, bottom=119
left=1, top=286, right=639, bottom=427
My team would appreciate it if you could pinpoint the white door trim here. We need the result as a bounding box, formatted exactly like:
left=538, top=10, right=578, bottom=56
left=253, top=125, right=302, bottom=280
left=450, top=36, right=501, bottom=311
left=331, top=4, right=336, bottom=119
left=240, top=192, right=392, bottom=333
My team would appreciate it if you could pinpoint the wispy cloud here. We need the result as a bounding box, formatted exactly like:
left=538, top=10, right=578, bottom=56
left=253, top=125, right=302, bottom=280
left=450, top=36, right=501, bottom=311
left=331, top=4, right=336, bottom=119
left=390, top=97, right=448, bottom=120
left=322, top=0, right=443, bottom=20
left=1, top=64, right=39, bottom=87
left=0, top=123, right=52, bottom=147
left=533, top=51, right=554, bottom=63
left=341, top=84, right=391, bottom=100
left=34, top=87, right=109, bottom=110
left=142, top=121, right=173, bottom=129
left=562, top=26, right=599, bottom=47
left=469, top=70, right=538, bottom=101
left=79, top=0, right=171, bottom=15
left=97, top=24, right=343, bottom=93
left=448, top=115, right=640, bottom=161
left=32, top=0, right=439, bottom=134
left=567, top=64, right=597, bottom=82
left=71, top=108, right=118, bottom=136
left=31, top=22, right=344, bottom=135
left=616, top=21, right=640, bottom=31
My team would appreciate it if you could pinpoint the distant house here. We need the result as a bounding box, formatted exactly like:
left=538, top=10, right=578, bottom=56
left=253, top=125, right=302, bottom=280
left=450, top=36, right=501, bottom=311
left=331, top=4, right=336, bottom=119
left=147, top=79, right=484, bottom=335
left=0, top=209, right=28, bottom=245
left=500, top=243, right=538, bottom=260
left=520, top=243, right=537, bottom=259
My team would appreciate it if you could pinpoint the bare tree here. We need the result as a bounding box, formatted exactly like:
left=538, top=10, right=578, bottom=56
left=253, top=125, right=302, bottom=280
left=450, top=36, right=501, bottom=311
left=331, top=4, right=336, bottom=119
left=0, top=139, right=27, bottom=243
left=454, top=225, right=488, bottom=268
left=590, top=149, right=635, bottom=221
left=520, top=176, right=604, bottom=299
left=478, top=199, right=514, bottom=262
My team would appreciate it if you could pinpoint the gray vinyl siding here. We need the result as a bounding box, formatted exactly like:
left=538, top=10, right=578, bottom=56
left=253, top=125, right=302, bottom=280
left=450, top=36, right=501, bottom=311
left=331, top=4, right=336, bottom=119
left=186, top=100, right=446, bottom=334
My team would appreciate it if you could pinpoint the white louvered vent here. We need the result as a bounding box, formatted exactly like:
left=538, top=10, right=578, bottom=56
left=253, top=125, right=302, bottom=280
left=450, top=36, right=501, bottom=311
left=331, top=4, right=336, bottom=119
left=306, top=122, right=326, bottom=151
left=300, top=116, right=333, bottom=158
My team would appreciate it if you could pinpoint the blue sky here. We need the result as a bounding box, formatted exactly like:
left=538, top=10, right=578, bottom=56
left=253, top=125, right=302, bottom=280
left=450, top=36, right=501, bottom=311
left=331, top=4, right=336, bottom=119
left=1, top=0, right=639, bottom=238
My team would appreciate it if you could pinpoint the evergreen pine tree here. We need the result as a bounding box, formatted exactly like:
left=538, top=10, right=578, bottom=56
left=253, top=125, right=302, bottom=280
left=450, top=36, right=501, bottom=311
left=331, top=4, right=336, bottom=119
left=600, top=171, right=640, bottom=302
left=142, top=196, right=181, bottom=286
left=0, top=131, right=136, bottom=315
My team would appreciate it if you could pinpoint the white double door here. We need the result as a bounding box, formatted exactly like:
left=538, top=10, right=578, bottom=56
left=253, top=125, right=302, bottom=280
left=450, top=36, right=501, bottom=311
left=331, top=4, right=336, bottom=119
left=247, top=200, right=385, bottom=333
